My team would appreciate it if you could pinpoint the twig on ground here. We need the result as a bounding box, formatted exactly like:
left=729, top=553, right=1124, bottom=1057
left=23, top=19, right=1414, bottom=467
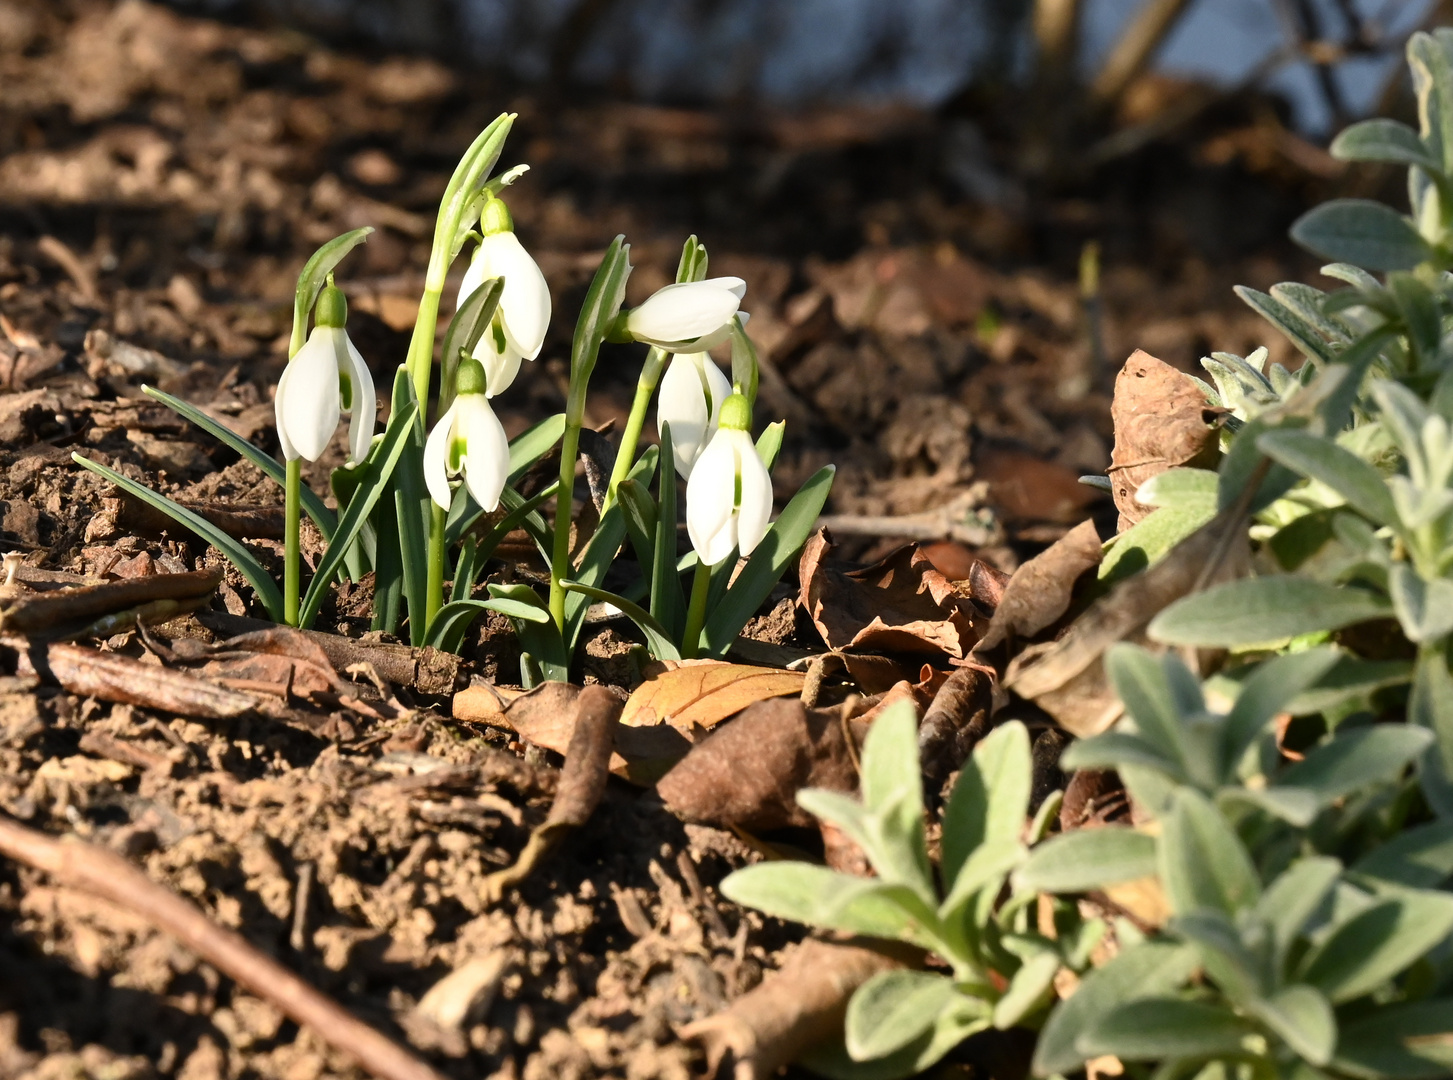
left=0, top=815, right=450, bottom=1080
left=481, top=685, right=620, bottom=903
left=0, top=568, right=222, bottom=639
left=10, top=640, right=257, bottom=720
left=815, top=511, right=1002, bottom=548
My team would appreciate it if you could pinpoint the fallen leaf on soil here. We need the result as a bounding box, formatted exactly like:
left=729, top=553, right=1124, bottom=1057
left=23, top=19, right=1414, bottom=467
left=978, top=446, right=1103, bottom=523
left=973, top=518, right=1104, bottom=660
left=656, top=698, right=858, bottom=831
left=0, top=567, right=221, bottom=639
left=917, top=666, right=994, bottom=800
left=191, top=627, right=348, bottom=699
left=799, top=531, right=985, bottom=658
left=1003, top=509, right=1249, bottom=736
left=1107, top=350, right=1225, bottom=531
left=620, top=661, right=805, bottom=733
left=681, top=938, right=905, bottom=1080
left=482, top=686, right=622, bottom=904
left=406, top=951, right=513, bottom=1053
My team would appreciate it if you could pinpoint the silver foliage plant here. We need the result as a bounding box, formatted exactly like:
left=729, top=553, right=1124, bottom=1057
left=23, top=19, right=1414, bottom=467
left=723, top=31, right=1453, bottom=1080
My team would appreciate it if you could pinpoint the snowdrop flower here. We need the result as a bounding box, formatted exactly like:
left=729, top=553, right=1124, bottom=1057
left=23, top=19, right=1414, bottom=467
left=456, top=196, right=550, bottom=397
left=686, top=392, right=772, bottom=566
left=657, top=352, right=732, bottom=478
left=276, top=282, right=375, bottom=464
left=424, top=356, right=511, bottom=512
left=626, top=277, right=746, bottom=351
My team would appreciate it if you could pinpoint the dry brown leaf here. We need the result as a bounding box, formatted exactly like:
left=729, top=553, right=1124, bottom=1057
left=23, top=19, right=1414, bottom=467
left=656, top=698, right=857, bottom=831
left=917, top=666, right=993, bottom=798
left=621, top=661, right=805, bottom=733
left=1108, top=350, right=1225, bottom=530
left=799, top=532, right=986, bottom=659
left=973, top=518, right=1104, bottom=660
left=1003, top=509, right=1249, bottom=736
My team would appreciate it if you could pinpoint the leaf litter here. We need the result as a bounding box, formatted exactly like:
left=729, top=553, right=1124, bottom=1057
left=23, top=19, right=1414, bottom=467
left=0, top=1, right=1350, bottom=1077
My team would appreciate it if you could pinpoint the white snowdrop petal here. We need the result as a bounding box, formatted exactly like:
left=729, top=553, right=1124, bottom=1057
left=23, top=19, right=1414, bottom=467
left=484, top=232, right=551, bottom=360
left=424, top=401, right=458, bottom=512
left=458, top=395, right=511, bottom=512
left=658, top=355, right=712, bottom=477
left=705, top=276, right=747, bottom=300
left=279, top=329, right=341, bottom=462
left=456, top=247, right=489, bottom=311
left=685, top=431, right=738, bottom=564
left=733, top=431, right=774, bottom=557
left=473, top=333, right=524, bottom=398
left=628, top=281, right=742, bottom=346
left=701, top=355, right=732, bottom=424
left=274, top=360, right=299, bottom=461
left=341, top=332, right=376, bottom=465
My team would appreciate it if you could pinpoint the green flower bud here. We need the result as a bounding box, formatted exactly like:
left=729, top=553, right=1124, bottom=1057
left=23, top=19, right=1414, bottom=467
left=480, top=196, right=515, bottom=237
left=456, top=354, right=489, bottom=396
left=718, top=392, right=751, bottom=432
left=315, top=282, right=348, bottom=329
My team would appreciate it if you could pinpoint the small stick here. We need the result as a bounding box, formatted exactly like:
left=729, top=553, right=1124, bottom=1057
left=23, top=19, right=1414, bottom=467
left=815, top=512, right=1001, bottom=547
left=675, top=849, right=731, bottom=942
left=290, top=862, right=314, bottom=953
left=0, top=569, right=222, bottom=637
left=13, top=641, right=256, bottom=720
left=0, top=815, right=449, bottom=1080
left=481, top=685, right=620, bottom=903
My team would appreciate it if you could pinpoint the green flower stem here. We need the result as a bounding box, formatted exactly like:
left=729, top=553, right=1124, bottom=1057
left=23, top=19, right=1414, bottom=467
left=284, top=458, right=302, bottom=626
left=548, top=419, right=584, bottom=631
left=604, top=346, right=668, bottom=510
left=681, top=558, right=712, bottom=659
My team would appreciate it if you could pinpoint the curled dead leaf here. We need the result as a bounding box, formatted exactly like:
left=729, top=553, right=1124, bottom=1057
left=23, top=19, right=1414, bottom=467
left=1108, top=350, right=1225, bottom=531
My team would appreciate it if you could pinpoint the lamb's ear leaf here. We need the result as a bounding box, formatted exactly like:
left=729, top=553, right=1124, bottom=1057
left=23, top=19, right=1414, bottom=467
left=72, top=453, right=286, bottom=621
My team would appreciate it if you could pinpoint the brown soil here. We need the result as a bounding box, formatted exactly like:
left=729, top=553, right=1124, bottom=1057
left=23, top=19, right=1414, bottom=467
left=0, top=2, right=1376, bottom=1077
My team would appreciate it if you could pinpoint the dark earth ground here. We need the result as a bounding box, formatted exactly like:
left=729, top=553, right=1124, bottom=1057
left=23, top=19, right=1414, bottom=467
left=0, top=2, right=1405, bottom=1078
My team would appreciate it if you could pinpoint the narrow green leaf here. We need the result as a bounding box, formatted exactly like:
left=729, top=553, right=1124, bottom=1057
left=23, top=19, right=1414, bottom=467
left=74, top=452, right=286, bottom=619
left=615, top=479, right=658, bottom=573
left=1255, top=856, right=1341, bottom=971
left=1104, top=644, right=1194, bottom=771
left=1160, top=788, right=1261, bottom=918
left=1078, top=997, right=1257, bottom=1061
left=1350, top=821, right=1453, bottom=890
left=1249, top=984, right=1336, bottom=1067
left=1032, top=942, right=1198, bottom=1076
left=1221, top=648, right=1343, bottom=778
left=1257, top=430, right=1398, bottom=526
left=439, top=275, right=503, bottom=411
left=1149, top=576, right=1393, bottom=647
left=1290, top=199, right=1432, bottom=272
left=1299, top=892, right=1453, bottom=1003
left=942, top=720, right=1031, bottom=888
left=845, top=971, right=958, bottom=1062
left=482, top=597, right=552, bottom=623
left=424, top=599, right=491, bottom=652
left=1014, top=828, right=1157, bottom=894
left=1332, top=118, right=1440, bottom=170
left=755, top=420, right=786, bottom=472
left=1235, top=285, right=1338, bottom=367
left=698, top=464, right=835, bottom=657
left=387, top=368, right=429, bottom=646
left=144, top=385, right=336, bottom=540
left=299, top=401, right=417, bottom=628
left=992, top=949, right=1060, bottom=1030
left=560, top=581, right=680, bottom=661
left=570, top=235, right=632, bottom=382
left=450, top=535, right=479, bottom=605
left=1334, top=998, right=1453, bottom=1079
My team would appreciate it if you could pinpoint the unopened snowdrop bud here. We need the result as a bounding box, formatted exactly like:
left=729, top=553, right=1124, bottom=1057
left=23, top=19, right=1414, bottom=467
left=686, top=393, right=772, bottom=566
left=657, top=353, right=733, bottom=478
left=424, top=356, right=511, bottom=512
left=625, top=277, right=746, bottom=351
left=456, top=195, right=550, bottom=398
left=275, top=282, right=376, bottom=464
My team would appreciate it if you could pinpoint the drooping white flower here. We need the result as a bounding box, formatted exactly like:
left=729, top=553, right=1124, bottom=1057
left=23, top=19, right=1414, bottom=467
left=424, top=358, right=511, bottom=512
left=455, top=197, right=550, bottom=398
left=686, top=393, right=772, bottom=566
left=275, top=285, right=375, bottom=464
left=626, top=277, right=746, bottom=351
left=657, top=352, right=733, bottom=478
